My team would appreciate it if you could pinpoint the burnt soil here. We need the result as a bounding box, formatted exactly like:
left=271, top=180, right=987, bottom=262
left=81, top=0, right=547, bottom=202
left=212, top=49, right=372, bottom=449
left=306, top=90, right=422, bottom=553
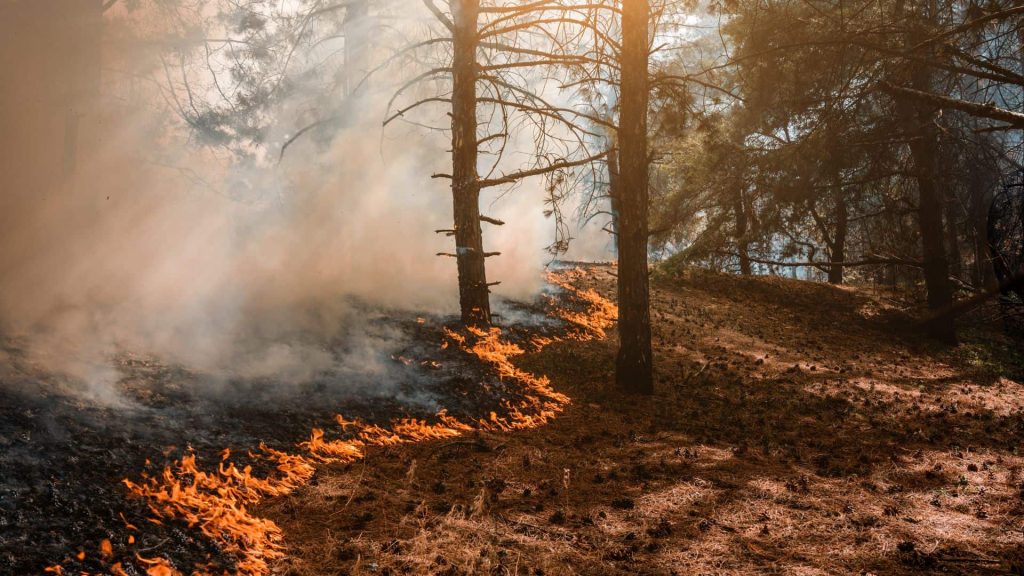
left=264, top=267, right=1024, bottom=576
left=0, top=299, right=567, bottom=576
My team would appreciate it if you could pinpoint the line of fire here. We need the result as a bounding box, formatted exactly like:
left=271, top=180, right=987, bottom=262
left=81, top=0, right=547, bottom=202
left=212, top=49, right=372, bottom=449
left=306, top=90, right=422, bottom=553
left=1, top=1, right=1023, bottom=575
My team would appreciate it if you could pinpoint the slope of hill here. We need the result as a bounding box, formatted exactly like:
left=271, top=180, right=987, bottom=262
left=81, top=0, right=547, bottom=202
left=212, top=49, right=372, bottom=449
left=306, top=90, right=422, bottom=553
left=264, top=266, right=1024, bottom=576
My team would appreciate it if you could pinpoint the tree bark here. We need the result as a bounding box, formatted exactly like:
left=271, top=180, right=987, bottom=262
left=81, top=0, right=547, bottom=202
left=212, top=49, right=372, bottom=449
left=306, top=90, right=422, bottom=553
left=878, top=82, right=1024, bottom=128
left=827, top=190, right=848, bottom=285
left=614, top=0, right=653, bottom=395
left=450, top=0, right=491, bottom=326
left=734, top=189, right=751, bottom=276
left=607, top=146, right=621, bottom=256
left=907, top=126, right=956, bottom=342
left=970, top=173, right=999, bottom=291
left=943, top=175, right=963, bottom=282
left=890, top=4, right=956, bottom=343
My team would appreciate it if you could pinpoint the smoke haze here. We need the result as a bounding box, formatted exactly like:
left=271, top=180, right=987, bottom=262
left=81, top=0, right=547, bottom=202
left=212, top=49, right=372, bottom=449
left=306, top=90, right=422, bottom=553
left=0, top=0, right=612, bottom=403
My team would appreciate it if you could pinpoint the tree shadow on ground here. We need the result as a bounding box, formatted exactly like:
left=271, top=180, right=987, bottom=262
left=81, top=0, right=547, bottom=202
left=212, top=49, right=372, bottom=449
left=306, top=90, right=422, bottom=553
left=267, top=268, right=1024, bottom=576
left=550, top=270, right=1024, bottom=574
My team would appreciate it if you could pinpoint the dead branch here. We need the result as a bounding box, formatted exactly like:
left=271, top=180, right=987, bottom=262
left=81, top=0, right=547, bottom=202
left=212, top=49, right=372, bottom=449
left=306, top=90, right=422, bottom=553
left=278, top=116, right=338, bottom=162
left=422, top=0, right=454, bottom=32
left=910, top=5, right=1024, bottom=51
left=477, top=133, right=508, bottom=146
left=476, top=95, right=614, bottom=132
left=879, top=82, right=1024, bottom=128
left=921, top=272, right=1024, bottom=328
left=478, top=151, right=608, bottom=189
left=384, top=97, right=452, bottom=126
left=386, top=67, right=453, bottom=117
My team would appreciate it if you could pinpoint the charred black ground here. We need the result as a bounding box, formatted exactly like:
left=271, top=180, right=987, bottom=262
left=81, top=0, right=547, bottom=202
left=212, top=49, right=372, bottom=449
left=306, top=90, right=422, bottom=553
left=6, top=267, right=1023, bottom=576
left=0, top=290, right=578, bottom=576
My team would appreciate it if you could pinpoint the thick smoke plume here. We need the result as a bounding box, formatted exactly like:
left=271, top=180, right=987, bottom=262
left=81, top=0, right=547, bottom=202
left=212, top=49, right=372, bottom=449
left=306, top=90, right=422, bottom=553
left=0, top=1, right=609, bottom=403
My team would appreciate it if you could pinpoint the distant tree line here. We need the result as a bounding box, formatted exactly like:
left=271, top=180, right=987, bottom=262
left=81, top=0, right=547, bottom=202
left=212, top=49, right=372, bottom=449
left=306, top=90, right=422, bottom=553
left=649, top=0, right=1024, bottom=345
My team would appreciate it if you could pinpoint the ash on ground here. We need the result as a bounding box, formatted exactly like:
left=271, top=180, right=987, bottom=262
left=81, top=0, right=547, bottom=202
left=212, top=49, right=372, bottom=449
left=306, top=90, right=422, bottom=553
left=0, top=293, right=576, bottom=575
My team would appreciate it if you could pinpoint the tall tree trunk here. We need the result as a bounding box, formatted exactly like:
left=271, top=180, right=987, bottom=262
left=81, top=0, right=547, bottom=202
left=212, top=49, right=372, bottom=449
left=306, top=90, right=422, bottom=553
left=904, top=103, right=955, bottom=342
left=607, top=146, right=621, bottom=256
left=450, top=0, right=490, bottom=326
left=734, top=190, right=751, bottom=275
left=943, top=180, right=963, bottom=282
left=828, top=190, right=848, bottom=285
left=907, top=129, right=956, bottom=341
left=893, top=6, right=956, bottom=343
left=969, top=165, right=999, bottom=292
left=614, top=0, right=653, bottom=395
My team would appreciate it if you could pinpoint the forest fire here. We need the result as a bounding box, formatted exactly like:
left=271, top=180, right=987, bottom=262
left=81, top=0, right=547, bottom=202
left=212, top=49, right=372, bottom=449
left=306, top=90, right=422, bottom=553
left=4, top=0, right=1024, bottom=573
left=545, top=269, right=621, bottom=340
left=37, top=271, right=616, bottom=576
left=120, top=446, right=315, bottom=575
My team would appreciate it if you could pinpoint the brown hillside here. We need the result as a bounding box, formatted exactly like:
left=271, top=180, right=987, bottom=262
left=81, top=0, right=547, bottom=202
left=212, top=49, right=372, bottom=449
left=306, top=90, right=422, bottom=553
left=264, top=267, right=1024, bottom=576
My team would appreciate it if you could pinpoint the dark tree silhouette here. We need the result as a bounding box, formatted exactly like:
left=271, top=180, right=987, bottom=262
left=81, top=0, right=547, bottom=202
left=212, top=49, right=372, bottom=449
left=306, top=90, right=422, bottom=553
left=614, top=0, right=653, bottom=394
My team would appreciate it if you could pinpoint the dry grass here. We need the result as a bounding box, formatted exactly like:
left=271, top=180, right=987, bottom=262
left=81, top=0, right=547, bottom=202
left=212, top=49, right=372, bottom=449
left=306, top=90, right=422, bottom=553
left=262, top=268, right=1024, bottom=576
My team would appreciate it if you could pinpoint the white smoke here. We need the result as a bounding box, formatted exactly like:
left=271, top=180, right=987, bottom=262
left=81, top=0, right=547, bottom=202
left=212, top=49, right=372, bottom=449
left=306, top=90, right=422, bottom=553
left=0, top=0, right=610, bottom=403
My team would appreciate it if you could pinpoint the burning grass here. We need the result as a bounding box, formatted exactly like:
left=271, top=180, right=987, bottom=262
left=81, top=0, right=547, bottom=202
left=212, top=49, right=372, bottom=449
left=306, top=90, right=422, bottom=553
left=35, top=267, right=1024, bottom=575
left=40, top=270, right=616, bottom=576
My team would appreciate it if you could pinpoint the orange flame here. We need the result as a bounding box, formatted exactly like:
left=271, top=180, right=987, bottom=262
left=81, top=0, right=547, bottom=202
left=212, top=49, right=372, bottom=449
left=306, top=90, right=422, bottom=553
left=137, top=554, right=185, bottom=576
left=545, top=269, right=619, bottom=339
left=52, top=270, right=616, bottom=576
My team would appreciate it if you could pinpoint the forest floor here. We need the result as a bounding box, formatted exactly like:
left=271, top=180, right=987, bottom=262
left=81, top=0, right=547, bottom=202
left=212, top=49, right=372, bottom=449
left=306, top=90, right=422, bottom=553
left=264, top=266, right=1024, bottom=576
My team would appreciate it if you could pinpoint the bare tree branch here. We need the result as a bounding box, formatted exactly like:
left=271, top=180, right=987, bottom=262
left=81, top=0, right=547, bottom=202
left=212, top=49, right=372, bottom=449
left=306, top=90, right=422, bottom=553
left=479, top=151, right=607, bottom=188
left=879, top=81, right=1024, bottom=127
